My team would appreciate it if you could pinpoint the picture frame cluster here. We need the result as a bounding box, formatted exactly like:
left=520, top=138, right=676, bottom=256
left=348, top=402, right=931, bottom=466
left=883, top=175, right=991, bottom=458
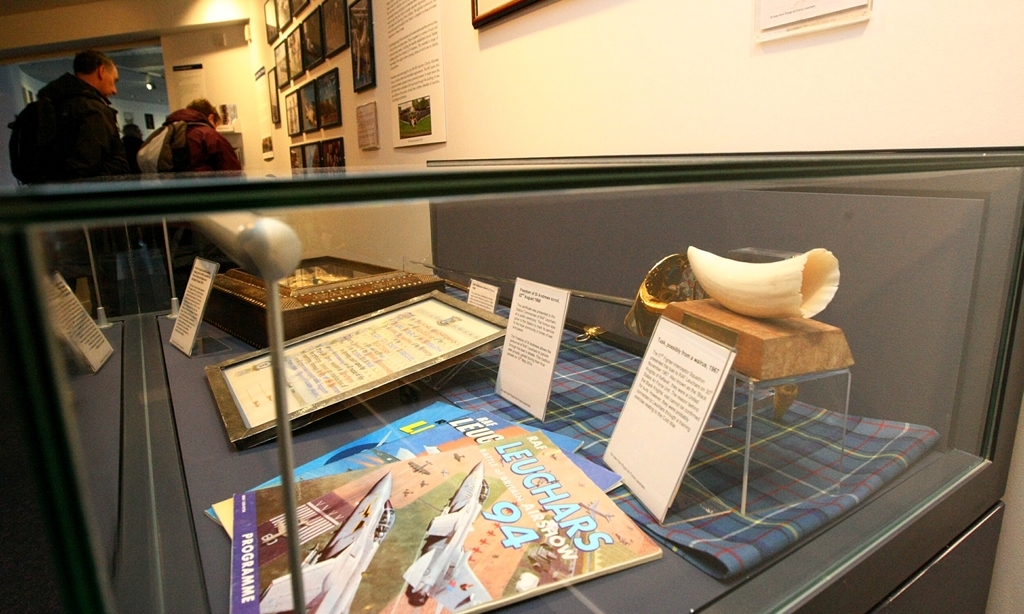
left=264, top=0, right=377, bottom=169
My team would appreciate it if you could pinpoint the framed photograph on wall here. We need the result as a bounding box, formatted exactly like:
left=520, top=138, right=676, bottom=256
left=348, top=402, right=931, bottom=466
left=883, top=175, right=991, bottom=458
left=322, top=0, right=349, bottom=57
left=316, top=68, right=341, bottom=128
left=292, top=0, right=310, bottom=18
left=274, top=41, right=290, bottom=88
left=472, top=0, right=543, bottom=29
left=285, top=90, right=301, bottom=136
left=276, top=0, right=292, bottom=30
left=349, top=0, right=376, bottom=92
left=301, top=6, right=325, bottom=71
left=287, top=27, right=304, bottom=80
left=321, top=137, right=344, bottom=168
left=264, top=0, right=279, bottom=43
left=289, top=145, right=303, bottom=171
left=298, top=80, right=319, bottom=133
left=268, top=68, right=281, bottom=124
left=303, top=141, right=322, bottom=170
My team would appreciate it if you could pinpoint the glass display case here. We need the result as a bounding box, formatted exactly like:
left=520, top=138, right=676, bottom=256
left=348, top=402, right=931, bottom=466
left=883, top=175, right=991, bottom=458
left=3, top=151, right=1024, bottom=614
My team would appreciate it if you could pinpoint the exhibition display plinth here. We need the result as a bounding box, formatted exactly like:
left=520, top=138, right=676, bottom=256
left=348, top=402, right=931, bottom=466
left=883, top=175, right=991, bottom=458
left=664, top=299, right=853, bottom=517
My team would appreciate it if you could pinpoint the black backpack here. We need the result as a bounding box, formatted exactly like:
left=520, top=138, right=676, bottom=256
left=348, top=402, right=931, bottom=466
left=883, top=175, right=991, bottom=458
left=7, top=97, right=69, bottom=184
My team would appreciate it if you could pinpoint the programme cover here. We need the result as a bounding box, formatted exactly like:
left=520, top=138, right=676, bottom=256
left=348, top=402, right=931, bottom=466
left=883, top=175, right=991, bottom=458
left=230, top=432, right=660, bottom=613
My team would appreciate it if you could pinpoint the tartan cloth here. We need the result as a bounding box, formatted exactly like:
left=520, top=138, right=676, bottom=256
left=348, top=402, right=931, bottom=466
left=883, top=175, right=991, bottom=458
left=437, top=292, right=940, bottom=579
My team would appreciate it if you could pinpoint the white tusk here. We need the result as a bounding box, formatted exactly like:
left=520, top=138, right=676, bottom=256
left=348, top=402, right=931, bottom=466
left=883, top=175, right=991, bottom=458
left=686, top=246, right=840, bottom=319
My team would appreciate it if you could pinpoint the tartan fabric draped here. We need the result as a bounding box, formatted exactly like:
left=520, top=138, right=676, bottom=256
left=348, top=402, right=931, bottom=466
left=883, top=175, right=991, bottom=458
left=438, top=295, right=938, bottom=578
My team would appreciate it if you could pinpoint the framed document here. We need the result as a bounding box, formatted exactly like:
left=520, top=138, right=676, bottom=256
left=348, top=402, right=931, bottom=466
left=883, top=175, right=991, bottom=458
left=268, top=67, right=280, bottom=124
left=285, top=90, right=301, bottom=136
left=274, top=41, right=289, bottom=88
left=207, top=291, right=508, bottom=449
left=301, top=6, right=325, bottom=71
left=472, top=0, right=543, bottom=29
left=302, top=140, right=322, bottom=169
left=289, top=145, right=303, bottom=172
left=321, top=137, right=344, bottom=168
left=316, top=68, right=341, bottom=128
left=298, top=80, right=319, bottom=133
left=264, top=0, right=279, bottom=43
left=276, top=0, right=292, bottom=30
left=322, top=0, right=349, bottom=57
left=287, top=27, right=304, bottom=80
left=349, top=0, right=376, bottom=92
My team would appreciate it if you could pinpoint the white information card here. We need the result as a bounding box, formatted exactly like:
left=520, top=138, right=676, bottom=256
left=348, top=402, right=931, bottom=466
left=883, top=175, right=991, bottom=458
left=47, top=272, right=113, bottom=373
left=170, top=258, right=220, bottom=356
left=604, top=316, right=736, bottom=522
left=466, top=278, right=499, bottom=313
left=495, top=278, right=570, bottom=420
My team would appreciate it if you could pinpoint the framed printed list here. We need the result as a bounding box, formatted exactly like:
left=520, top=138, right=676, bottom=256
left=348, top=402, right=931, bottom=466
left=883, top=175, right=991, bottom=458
left=206, top=292, right=507, bottom=449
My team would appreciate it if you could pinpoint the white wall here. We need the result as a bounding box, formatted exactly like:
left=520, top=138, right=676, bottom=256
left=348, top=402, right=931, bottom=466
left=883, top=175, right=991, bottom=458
left=330, top=0, right=1024, bottom=166
left=161, top=24, right=261, bottom=170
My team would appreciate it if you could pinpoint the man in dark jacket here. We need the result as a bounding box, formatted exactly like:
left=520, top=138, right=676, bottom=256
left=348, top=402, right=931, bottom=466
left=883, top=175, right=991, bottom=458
left=163, top=98, right=241, bottom=172
left=38, top=50, right=130, bottom=180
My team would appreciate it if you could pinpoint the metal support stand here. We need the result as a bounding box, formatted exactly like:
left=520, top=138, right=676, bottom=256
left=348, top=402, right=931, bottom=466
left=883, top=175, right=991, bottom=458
left=267, top=280, right=305, bottom=613
left=162, top=220, right=179, bottom=319
left=83, top=226, right=111, bottom=328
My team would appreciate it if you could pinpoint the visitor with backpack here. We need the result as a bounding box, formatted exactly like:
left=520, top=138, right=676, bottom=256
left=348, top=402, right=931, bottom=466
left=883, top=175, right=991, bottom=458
left=9, top=50, right=130, bottom=183
left=138, top=98, right=240, bottom=174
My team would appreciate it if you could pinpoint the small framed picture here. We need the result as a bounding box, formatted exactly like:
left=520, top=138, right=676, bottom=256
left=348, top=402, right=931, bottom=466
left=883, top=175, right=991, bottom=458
left=285, top=90, right=301, bottom=136
left=301, top=6, right=325, bottom=71
left=292, top=0, right=310, bottom=18
left=264, top=0, right=279, bottom=43
left=276, top=0, right=292, bottom=30
left=303, top=141, right=322, bottom=170
left=289, top=145, right=303, bottom=172
left=316, top=68, right=341, bottom=128
left=349, top=0, right=376, bottom=92
left=287, top=27, right=304, bottom=80
left=268, top=68, right=281, bottom=124
left=144, top=113, right=155, bottom=129
left=298, top=80, right=319, bottom=133
left=398, top=95, right=432, bottom=140
left=322, top=0, right=349, bottom=57
left=321, top=137, right=345, bottom=168
left=274, top=41, right=289, bottom=88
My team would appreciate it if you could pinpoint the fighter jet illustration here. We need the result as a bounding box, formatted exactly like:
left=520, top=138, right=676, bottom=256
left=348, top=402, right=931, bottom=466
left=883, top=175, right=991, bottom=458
left=409, top=460, right=432, bottom=475
left=581, top=500, right=614, bottom=522
left=403, top=462, right=492, bottom=611
left=453, top=452, right=464, bottom=462
left=259, top=472, right=395, bottom=614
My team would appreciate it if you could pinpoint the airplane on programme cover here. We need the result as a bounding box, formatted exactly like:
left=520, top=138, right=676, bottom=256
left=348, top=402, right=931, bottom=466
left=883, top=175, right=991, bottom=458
left=581, top=500, right=614, bottom=522
left=259, top=472, right=395, bottom=614
left=409, top=460, right=432, bottom=474
left=402, top=462, right=493, bottom=611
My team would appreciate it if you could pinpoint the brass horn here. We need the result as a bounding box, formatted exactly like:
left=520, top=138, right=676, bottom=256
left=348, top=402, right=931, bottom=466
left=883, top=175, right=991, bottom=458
left=624, top=253, right=706, bottom=337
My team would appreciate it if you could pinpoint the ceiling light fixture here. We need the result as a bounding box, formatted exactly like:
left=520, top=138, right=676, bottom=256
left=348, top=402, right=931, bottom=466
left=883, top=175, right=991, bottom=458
left=145, top=76, right=153, bottom=90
